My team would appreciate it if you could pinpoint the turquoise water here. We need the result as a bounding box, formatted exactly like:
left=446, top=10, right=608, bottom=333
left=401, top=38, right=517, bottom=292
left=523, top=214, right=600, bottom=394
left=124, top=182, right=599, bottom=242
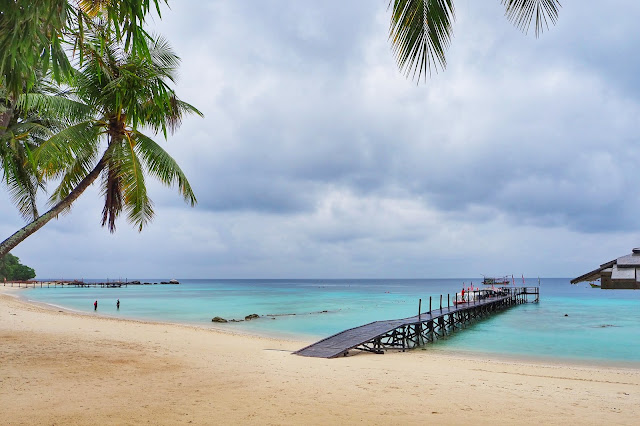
left=20, top=278, right=640, bottom=365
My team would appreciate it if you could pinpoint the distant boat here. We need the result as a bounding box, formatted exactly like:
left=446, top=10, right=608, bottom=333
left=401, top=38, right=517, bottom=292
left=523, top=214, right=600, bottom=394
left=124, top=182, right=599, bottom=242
left=482, top=276, right=510, bottom=286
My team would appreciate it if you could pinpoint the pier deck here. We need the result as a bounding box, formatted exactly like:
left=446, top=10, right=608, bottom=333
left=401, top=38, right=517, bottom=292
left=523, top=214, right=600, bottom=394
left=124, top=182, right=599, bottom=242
left=295, top=287, right=538, bottom=358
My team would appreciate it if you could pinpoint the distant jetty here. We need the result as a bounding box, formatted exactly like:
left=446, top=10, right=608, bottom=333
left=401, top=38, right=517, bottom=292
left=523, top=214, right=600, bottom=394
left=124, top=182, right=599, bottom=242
left=3, top=279, right=180, bottom=288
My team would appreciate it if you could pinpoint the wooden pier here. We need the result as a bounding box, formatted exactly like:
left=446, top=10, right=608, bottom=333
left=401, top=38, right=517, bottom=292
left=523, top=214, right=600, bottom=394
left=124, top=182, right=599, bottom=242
left=3, top=279, right=182, bottom=288
left=294, top=287, right=539, bottom=358
left=3, top=280, right=128, bottom=288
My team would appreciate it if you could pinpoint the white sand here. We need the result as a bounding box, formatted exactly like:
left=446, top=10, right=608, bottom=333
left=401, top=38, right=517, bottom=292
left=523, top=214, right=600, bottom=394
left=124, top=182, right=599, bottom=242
left=1, top=287, right=639, bottom=425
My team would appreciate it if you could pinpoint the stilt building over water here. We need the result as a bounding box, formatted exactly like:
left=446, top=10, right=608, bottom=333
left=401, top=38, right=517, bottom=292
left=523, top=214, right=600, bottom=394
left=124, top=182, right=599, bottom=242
left=571, top=248, right=640, bottom=289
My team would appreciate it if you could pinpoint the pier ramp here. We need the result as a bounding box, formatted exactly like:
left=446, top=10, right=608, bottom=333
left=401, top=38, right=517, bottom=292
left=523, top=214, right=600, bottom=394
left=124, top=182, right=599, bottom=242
left=295, top=287, right=538, bottom=358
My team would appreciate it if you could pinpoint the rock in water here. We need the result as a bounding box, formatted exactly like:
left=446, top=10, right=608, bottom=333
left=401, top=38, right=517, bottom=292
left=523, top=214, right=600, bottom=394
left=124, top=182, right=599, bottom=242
left=211, top=316, right=227, bottom=323
left=244, top=314, right=259, bottom=320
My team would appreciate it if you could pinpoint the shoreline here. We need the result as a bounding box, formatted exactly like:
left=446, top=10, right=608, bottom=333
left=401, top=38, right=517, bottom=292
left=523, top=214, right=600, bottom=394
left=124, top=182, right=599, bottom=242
left=2, top=286, right=305, bottom=344
left=2, top=288, right=639, bottom=424
left=6, top=285, right=640, bottom=370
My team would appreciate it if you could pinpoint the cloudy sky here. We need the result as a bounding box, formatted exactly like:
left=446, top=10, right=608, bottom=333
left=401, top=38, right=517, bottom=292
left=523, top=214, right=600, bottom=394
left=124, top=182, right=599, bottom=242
left=2, top=0, right=640, bottom=279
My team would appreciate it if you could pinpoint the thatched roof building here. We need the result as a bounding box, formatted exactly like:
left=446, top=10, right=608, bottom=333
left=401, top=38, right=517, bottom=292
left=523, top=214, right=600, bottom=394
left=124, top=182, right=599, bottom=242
left=571, top=248, right=640, bottom=289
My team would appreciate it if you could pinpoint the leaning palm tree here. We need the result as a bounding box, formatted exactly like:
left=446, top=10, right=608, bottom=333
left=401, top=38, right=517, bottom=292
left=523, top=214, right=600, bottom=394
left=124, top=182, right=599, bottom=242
left=0, top=32, right=202, bottom=257
left=389, top=0, right=561, bottom=81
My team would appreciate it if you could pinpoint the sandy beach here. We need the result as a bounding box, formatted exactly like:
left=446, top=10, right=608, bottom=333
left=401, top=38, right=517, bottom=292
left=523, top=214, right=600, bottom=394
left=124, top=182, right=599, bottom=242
left=1, top=287, right=639, bottom=425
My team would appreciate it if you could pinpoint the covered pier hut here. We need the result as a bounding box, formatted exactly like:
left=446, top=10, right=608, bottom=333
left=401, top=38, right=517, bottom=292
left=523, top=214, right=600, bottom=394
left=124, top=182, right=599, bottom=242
left=571, top=248, right=640, bottom=289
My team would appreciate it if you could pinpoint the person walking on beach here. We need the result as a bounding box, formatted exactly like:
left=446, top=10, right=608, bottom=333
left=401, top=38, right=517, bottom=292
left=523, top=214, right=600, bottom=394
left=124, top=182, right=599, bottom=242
left=94, top=300, right=98, bottom=311
left=116, top=299, right=120, bottom=310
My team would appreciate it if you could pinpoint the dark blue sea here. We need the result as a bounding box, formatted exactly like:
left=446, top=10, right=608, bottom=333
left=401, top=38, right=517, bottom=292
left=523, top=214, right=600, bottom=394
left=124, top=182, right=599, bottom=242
left=22, top=278, right=640, bottom=365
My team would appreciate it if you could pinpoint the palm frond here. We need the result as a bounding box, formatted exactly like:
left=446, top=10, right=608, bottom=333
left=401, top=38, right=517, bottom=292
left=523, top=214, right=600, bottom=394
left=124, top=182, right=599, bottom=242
left=389, top=0, right=455, bottom=81
left=0, top=136, right=42, bottom=221
left=0, top=0, right=72, bottom=96
left=120, top=132, right=154, bottom=231
left=142, top=94, right=204, bottom=137
left=17, top=93, right=93, bottom=125
left=132, top=131, right=197, bottom=207
left=6, top=163, right=41, bottom=221
left=9, top=122, right=55, bottom=144
left=47, top=140, right=101, bottom=208
left=78, top=0, right=112, bottom=18
left=36, top=121, right=102, bottom=179
left=148, top=35, right=180, bottom=81
left=100, top=142, right=124, bottom=232
left=501, top=0, right=561, bottom=36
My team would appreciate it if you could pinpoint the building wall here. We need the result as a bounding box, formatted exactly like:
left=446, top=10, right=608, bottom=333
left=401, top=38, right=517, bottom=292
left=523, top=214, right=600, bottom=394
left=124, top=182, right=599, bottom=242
left=601, top=279, right=639, bottom=290
left=601, top=274, right=612, bottom=289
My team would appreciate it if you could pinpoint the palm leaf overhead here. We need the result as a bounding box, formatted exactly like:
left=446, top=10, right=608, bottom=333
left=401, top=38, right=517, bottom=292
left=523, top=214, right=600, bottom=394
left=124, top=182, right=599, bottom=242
left=389, top=0, right=561, bottom=81
left=389, top=0, right=455, bottom=80
left=501, top=0, right=560, bottom=36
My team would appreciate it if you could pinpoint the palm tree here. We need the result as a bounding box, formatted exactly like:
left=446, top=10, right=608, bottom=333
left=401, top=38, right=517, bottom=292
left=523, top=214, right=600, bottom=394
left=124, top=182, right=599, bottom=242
left=388, top=0, right=561, bottom=81
left=0, top=31, right=202, bottom=257
left=0, top=75, right=91, bottom=222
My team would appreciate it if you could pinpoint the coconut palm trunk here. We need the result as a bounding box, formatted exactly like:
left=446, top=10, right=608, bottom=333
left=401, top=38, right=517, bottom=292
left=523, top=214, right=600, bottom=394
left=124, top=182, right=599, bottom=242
left=0, top=151, right=108, bottom=258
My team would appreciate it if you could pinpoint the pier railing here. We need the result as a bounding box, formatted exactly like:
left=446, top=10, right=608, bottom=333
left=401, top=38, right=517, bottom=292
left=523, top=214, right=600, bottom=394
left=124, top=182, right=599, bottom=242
left=295, top=286, right=539, bottom=358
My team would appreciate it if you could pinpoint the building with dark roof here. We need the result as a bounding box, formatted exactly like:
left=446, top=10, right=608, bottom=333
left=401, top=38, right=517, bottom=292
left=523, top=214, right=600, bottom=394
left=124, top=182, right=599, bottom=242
left=571, top=248, right=640, bottom=289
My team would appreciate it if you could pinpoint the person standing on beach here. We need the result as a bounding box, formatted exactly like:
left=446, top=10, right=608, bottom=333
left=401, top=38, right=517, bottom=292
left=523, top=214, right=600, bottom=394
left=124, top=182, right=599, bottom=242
left=94, top=300, right=97, bottom=311
left=116, top=299, right=120, bottom=310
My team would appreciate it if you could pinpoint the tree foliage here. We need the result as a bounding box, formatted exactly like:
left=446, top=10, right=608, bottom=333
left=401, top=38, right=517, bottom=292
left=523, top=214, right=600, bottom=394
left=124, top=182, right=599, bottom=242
left=0, top=1, right=201, bottom=258
left=388, top=0, right=561, bottom=81
left=0, top=0, right=167, bottom=97
left=0, top=252, right=36, bottom=280
left=0, top=74, right=91, bottom=221
left=37, top=31, right=201, bottom=233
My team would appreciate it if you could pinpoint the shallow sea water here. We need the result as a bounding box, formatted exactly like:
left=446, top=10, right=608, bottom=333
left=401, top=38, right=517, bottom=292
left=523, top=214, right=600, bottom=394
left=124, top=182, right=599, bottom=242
left=21, top=278, right=640, bottom=364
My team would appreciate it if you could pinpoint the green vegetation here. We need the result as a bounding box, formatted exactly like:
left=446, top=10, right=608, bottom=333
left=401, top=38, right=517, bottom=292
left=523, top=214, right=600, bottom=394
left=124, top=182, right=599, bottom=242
left=0, top=1, right=200, bottom=258
left=388, top=0, right=561, bottom=81
left=0, top=253, right=36, bottom=281
left=0, top=0, right=167, bottom=97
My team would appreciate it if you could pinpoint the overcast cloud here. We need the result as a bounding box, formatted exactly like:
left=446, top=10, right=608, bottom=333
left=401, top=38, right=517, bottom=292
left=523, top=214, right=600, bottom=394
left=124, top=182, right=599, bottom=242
left=2, top=0, right=640, bottom=279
